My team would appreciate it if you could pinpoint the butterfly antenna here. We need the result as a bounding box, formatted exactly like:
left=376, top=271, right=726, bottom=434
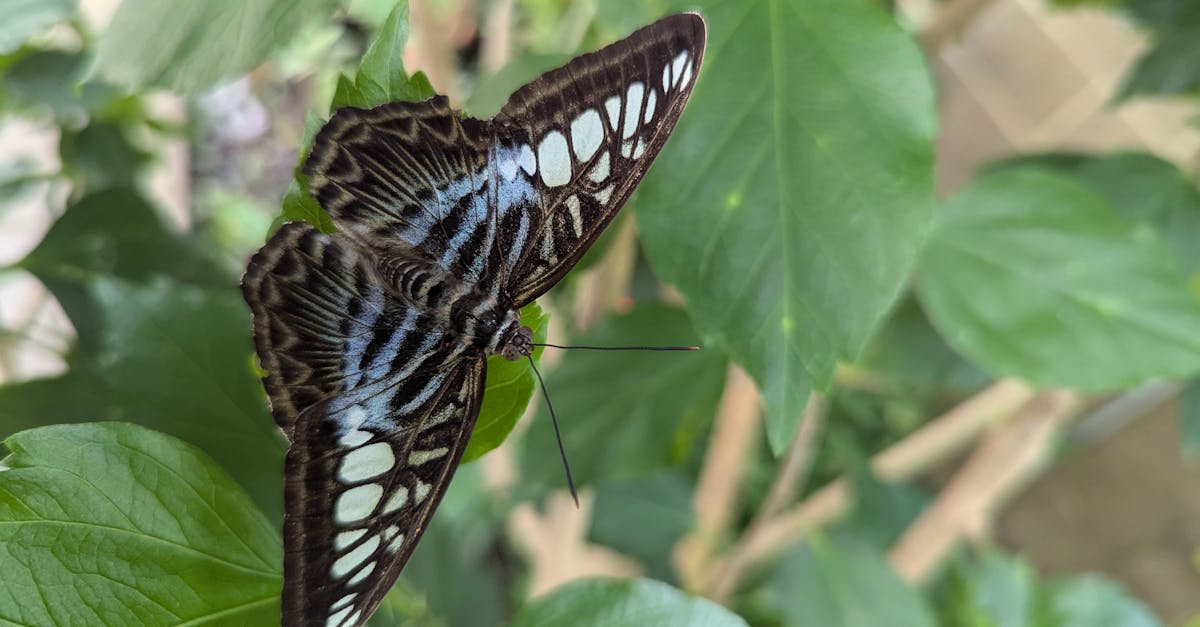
left=528, top=355, right=579, bottom=508
left=533, top=343, right=699, bottom=352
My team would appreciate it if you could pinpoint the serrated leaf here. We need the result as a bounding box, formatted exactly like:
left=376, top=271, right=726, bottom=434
left=463, top=302, right=549, bottom=463
left=519, top=304, right=725, bottom=491
left=89, top=276, right=286, bottom=520
left=637, top=0, right=937, bottom=453
left=0, top=422, right=281, bottom=625
left=355, top=1, right=433, bottom=104
left=754, top=537, right=934, bottom=627
left=512, top=578, right=747, bottom=627
left=917, top=167, right=1200, bottom=389
left=86, top=0, right=338, bottom=94
left=0, top=0, right=75, bottom=54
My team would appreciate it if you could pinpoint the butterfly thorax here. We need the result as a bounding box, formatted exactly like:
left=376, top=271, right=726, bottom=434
left=445, top=292, right=531, bottom=361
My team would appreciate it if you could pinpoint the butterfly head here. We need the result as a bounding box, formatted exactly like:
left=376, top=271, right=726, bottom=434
left=500, top=323, right=534, bottom=361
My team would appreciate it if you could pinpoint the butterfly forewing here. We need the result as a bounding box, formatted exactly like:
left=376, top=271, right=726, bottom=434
left=244, top=13, right=706, bottom=627
left=495, top=13, right=706, bottom=304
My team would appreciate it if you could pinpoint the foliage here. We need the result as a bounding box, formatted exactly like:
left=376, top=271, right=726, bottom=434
left=0, top=0, right=1194, bottom=625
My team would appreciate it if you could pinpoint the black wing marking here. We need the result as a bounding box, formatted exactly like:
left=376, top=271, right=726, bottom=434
left=494, top=13, right=706, bottom=305
left=282, top=356, right=486, bottom=627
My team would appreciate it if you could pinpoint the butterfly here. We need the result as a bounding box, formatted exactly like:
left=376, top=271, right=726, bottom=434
left=241, top=12, right=705, bottom=627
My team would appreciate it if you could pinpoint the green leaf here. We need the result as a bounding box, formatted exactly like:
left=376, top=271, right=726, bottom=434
left=463, top=302, right=549, bottom=463
left=937, top=552, right=1037, bottom=627
left=1117, top=26, right=1200, bottom=100
left=86, top=0, right=337, bottom=94
left=995, top=153, right=1200, bottom=276
left=59, top=121, right=152, bottom=192
left=519, top=304, right=725, bottom=491
left=917, top=167, right=1200, bottom=389
left=0, top=422, right=281, bottom=625
left=281, top=179, right=335, bottom=233
left=0, top=0, right=76, bottom=54
left=2, top=50, right=127, bottom=124
left=636, top=0, right=937, bottom=453
left=1182, top=378, right=1200, bottom=458
left=0, top=368, right=104, bottom=435
left=1042, top=575, right=1161, bottom=627
left=511, top=577, right=747, bottom=627
left=589, top=470, right=694, bottom=582
left=753, top=537, right=934, bottom=627
left=89, top=277, right=286, bottom=520
left=22, top=189, right=231, bottom=351
left=354, top=1, right=433, bottom=104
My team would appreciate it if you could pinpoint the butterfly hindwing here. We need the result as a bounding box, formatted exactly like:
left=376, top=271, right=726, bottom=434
left=283, top=356, right=486, bottom=626
left=495, top=13, right=706, bottom=304
left=242, top=222, right=391, bottom=437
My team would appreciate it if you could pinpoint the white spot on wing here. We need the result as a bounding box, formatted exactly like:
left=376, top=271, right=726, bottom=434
left=382, top=485, right=409, bottom=514
left=338, top=442, right=394, bottom=483
left=662, top=63, right=671, bottom=92
left=413, top=479, right=432, bottom=504
left=681, top=60, right=693, bottom=87
left=338, top=429, right=371, bottom=448
left=334, top=529, right=366, bottom=551
left=537, top=130, right=571, bottom=187
left=633, top=138, right=646, bottom=159
left=387, top=531, right=406, bottom=553
left=604, top=96, right=621, bottom=130
left=621, top=139, right=634, bottom=159
left=671, top=51, right=688, bottom=88
left=518, top=144, right=536, bottom=175
left=595, top=184, right=614, bottom=205
left=623, top=82, right=644, bottom=139
left=327, top=606, right=353, bottom=627
left=498, top=156, right=518, bottom=181
left=382, top=525, right=400, bottom=542
left=408, top=447, right=449, bottom=466
left=644, top=89, right=657, bottom=124
left=347, top=561, right=375, bottom=586
left=588, top=151, right=610, bottom=183
left=570, top=109, right=604, bottom=161
left=332, top=593, right=357, bottom=611
left=566, top=195, right=583, bottom=238
left=331, top=535, right=380, bottom=578
left=335, top=484, right=382, bottom=524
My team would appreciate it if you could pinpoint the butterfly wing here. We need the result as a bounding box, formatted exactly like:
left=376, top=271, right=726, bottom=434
left=493, top=13, right=706, bottom=305
left=304, top=98, right=498, bottom=288
left=283, top=355, right=486, bottom=627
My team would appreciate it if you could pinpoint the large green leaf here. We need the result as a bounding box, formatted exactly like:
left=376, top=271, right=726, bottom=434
left=22, top=189, right=231, bottom=352
left=464, top=302, right=549, bottom=462
left=90, top=277, right=286, bottom=520
left=637, top=0, right=937, bottom=452
left=588, top=470, right=694, bottom=582
left=917, top=168, right=1200, bottom=389
left=752, top=537, right=934, bottom=627
left=519, top=304, right=725, bottom=491
left=86, top=0, right=337, bottom=94
left=512, top=578, right=747, bottom=627
left=0, top=0, right=75, bottom=54
left=995, top=152, right=1200, bottom=277
left=0, top=423, right=281, bottom=625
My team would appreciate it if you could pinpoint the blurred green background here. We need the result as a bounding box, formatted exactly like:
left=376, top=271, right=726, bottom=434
left=1, top=0, right=1198, bottom=625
